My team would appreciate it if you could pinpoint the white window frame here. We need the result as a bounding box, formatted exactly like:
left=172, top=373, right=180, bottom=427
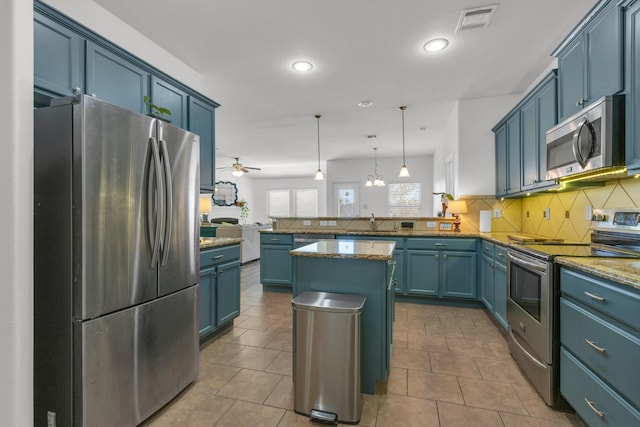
left=266, top=189, right=291, bottom=218
left=388, top=182, right=422, bottom=217
left=293, top=188, right=318, bottom=217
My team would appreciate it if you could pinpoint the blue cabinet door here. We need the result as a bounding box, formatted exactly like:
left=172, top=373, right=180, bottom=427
left=34, top=13, right=84, bottom=97
left=199, top=267, right=215, bottom=339
left=536, top=75, right=557, bottom=185
left=626, top=0, right=640, bottom=172
left=495, top=124, right=507, bottom=197
left=520, top=97, right=538, bottom=191
left=494, top=261, right=507, bottom=330
left=506, top=113, right=521, bottom=194
left=480, top=254, right=495, bottom=311
left=189, top=97, right=216, bottom=191
left=150, top=76, right=188, bottom=129
left=393, top=249, right=405, bottom=294
left=216, top=261, right=240, bottom=326
left=85, top=41, right=149, bottom=113
left=441, top=251, right=476, bottom=299
left=260, top=244, right=293, bottom=286
left=558, top=37, right=585, bottom=120
left=406, top=250, right=439, bottom=296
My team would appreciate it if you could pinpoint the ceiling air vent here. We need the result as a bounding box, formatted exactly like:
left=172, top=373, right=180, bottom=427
left=455, top=4, right=498, bottom=32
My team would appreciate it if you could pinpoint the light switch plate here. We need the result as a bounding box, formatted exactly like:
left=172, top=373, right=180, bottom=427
left=426, top=221, right=437, bottom=228
left=303, top=220, right=311, bottom=226
left=493, top=209, right=501, bottom=218
left=439, top=223, right=453, bottom=231
left=328, top=220, right=337, bottom=226
left=319, top=220, right=328, bottom=226
left=544, top=207, right=551, bottom=220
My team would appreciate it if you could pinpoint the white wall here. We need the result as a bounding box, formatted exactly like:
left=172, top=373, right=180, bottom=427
left=200, top=176, right=257, bottom=223
left=1, top=0, right=33, bottom=424
left=458, top=94, right=522, bottom=196
left=327, top=155, right=434, bottom=217
left=432, top=102, right=459, bottom=215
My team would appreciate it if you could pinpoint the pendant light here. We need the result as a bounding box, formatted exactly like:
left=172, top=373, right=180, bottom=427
left=314, top=114, right=324, bottom=180
left=398, top=105, right=410, bottom=177
left=366, top=147, right=385, bottom=187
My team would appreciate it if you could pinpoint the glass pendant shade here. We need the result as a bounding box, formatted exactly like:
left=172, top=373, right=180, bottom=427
left=399, top=165, right=410, bottom=177
left=315, top=169, right=324, bottom=180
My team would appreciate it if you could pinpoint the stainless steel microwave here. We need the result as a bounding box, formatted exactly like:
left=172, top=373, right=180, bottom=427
left=546, top=95, right=624, bottom=180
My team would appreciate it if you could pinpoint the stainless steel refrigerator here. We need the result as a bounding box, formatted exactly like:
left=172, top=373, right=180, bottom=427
left=34, top=95, right=200, bottom=426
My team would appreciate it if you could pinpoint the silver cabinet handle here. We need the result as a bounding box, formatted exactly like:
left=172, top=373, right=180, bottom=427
left=434, top=243, right=447, bottom=247
left=271, top=238, right=280, bottom=242
left=73, top=86, right=82, bottom=94
left=584, top=291, right=605, bottom=302
left=212, top=254, right=224, bottom=260
left=584, top=338, right=606, bottom=353
left=584, top=398, right=605, bottom=417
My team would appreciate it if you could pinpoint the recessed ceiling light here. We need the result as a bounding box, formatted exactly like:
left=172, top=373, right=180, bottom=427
left=358, top=100, right=373, bottom=108
left=423, top=38, right=449, bottom=53
left=292, top=60, right=313, bottom=72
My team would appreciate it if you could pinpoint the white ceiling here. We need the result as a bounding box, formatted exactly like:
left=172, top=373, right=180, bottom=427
left=94, top=0, right=596, bottom=178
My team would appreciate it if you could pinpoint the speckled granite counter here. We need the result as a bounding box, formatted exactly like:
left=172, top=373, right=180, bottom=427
left=290, top=239, right=395, bottom=260
left=555, top=257, right=640, bottom=290
left=199, top=237, right=243, bottom=250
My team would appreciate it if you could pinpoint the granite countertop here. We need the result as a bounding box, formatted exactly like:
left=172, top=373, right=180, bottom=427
left=555, top=257, right=640, bottom=290
left=290, top=239, right=395, bottom=261
left=199, top=237, right=243, bottom=249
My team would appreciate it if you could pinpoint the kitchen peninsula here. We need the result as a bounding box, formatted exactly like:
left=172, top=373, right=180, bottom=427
left=290, top=239, right=396, bottom=394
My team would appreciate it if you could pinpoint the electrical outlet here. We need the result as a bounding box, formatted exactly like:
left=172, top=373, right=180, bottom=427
left=426, top=221, right=437, bottom=228
left=328, top=220, right=337, bottom=226
left=493, top=209, right=501, bottom=218
left=565, top=211, right=570, bottom=219
left=544, top=208, right=551, bottom=220
left=319, top=220, right=328, bottom=226
left=526, top=211, right=530, bottom=218
left=303, top=220, right=311, bottom=226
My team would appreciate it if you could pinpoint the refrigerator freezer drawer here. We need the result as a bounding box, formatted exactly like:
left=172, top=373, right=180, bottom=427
left=81, top=285, right=199, bottom=426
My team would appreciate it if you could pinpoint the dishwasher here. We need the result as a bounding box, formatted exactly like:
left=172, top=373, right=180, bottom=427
left=292, top=233, right=336, bottom=249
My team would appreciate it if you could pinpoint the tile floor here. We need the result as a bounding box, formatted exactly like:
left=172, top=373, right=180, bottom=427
left=144, top=262, right=581, bottom=426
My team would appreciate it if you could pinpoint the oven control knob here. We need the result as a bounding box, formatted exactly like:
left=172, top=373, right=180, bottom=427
left=591, top=214, right=607, bottom=222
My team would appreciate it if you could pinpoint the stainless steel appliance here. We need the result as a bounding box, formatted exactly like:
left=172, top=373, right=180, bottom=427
left=34, top=95, right=200, bottom=426
left=506, top=208, right=640, bottom=409
left=292, top=233, right=336, bottom=249
left=546, top=95, right=624, bottom=180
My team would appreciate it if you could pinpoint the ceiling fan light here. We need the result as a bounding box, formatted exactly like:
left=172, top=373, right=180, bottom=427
left=315, top=169, right=324, bottom=180
left=399, top=165, right=410, bottom=177
left=232, top=169, right=244, bottom=177
left=366, top=178, right=373, bottom=187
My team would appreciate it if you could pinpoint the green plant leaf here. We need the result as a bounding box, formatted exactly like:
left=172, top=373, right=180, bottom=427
left=143, top=95, right=151, bottom=105
left=158, top=107, right=172, bottom=116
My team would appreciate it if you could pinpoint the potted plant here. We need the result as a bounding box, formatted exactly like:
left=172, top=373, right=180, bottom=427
left=236, top=199, right=249, bottom=224
left=143, top=96, right=172, bottom=122
left=433, top=192, right=453, bottom=217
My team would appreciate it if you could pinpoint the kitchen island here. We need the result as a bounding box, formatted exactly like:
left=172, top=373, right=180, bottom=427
left=290, top=239, right=396, bottom=394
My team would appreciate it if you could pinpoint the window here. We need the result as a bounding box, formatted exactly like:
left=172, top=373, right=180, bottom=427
left=267, top=189, right=290, bottom=217
left=293, top=189, right=318, bottom=216
left=388, top=183, right=421, bottom=216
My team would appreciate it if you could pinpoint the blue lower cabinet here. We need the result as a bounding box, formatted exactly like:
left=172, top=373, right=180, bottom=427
left=493, top=260, right=507, bottom=330
left=199, top=244, right=241, bottom=343
left=407, top=249, right=439, bottom=296
left=260, top=233, right=293, bottom=290
left=441, top=251, right=476, bottom=299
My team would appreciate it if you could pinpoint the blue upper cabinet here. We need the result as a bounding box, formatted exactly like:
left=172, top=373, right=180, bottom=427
left=555, top=0, right=623, bottom=120
left=86, top=41, right=149, bottom=114
left=34, top=13, right=83, bottom=98
left=150, top=77, right=188, bottom=129
left=506, top=113, right=521, bottom=195
left=625, top=0, right=640, bottom=172
left=495, top=124, right=507, bottom=197
left=189, top=97, right=217, bottom=190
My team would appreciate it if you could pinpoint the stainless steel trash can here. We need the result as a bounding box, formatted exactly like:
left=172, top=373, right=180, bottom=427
left=292, top=291, right=366, bottom=424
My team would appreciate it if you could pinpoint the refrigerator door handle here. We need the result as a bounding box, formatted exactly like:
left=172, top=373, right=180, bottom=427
left=148, top=136, right=162, bottom=267
left=159, top=139, right=173, bottom=266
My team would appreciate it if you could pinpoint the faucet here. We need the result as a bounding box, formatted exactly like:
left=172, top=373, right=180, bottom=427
left=370, top=213, right=376, bottom=231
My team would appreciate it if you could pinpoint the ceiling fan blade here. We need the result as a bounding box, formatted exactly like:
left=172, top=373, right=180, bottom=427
left=216, top=166, right=232, bottom=170
left=244, top=166, right=261, bottom=170
left=240, top=167, right=251, bottom=173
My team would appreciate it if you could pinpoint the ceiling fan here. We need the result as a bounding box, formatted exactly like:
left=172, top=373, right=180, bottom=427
left=216, top=157, right=261, bottom=177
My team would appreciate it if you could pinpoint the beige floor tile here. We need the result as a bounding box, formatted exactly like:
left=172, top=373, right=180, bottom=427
left=425, top=323, right=465, bottom=338
left=143, top=392, right=235, bottom=426
left=437, top=401, right=504, bottom=427
left=200, top=341, right=245, bottom=365
left=224, top=345, right=281, bottom=370
left=376, top=394, right=439, bottom=427
left=406, top=370, right=464, bottom=404
left=392, top=331, right=408, bottom=349
left=232, top=329, right=279, bottom=347
left=276, top=410, right=315, bottom=426
left=500, top=411, right=581, bottom=427
left=407, top=333, right=449, bottom=353
left=215, top=400, right=285, bottom=427
left=196, top=363, right=241, bottom=393
left=458, top=376, right=528, bottom=415
left=266, top=332, right=293, bottom=351
left=266, top=318, right=294, bottom=334
left=390, top=347, right=430, bottom=371
left=264, top=376, right=294, bottom=410
left=475, top=357, right=530, bottom=385
left=428, top=352, right=482, bottom=378
left=387, top=367, right=407, bottom=395
left=445, top=337, right=497, bottom=359
left=215, top=326, right=249, bottom=342
left=511, top=382, right=576, bottom=422
left=358, top=393, right=380, bottom=427
left=217, top=368, right=283, bottom=403
left=236, top=315, right=276, bottom=331
left=265, top=351, right=293, bottom=376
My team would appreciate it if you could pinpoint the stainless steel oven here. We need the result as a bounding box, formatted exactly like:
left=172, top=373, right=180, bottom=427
left=507, top=249, right=555, bottom=406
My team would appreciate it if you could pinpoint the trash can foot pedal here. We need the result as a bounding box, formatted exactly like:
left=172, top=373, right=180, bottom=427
left=310, top=409, right=337, bottom=425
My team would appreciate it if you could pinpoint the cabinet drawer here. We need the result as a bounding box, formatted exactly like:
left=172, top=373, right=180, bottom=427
left=494, top=245, right=507, bottom=266
left=407, top=238, right=475, bottom=251
left=561, top=268, right=640, bottom=331
left=200, top=244, right=240, bottom=269
left=481, top=240, right=495, bottom=257
left=260, top=233, right=293, bottom=245
left=561, top=347, right=640, bottom=427
left=561, top=298, right=640, bottom=405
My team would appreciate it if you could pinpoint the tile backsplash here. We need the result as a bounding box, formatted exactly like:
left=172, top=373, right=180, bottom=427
left=459, top=176, right=640, bottom=242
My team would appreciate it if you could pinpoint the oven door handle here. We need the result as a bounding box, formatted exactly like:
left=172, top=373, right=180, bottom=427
left=507, top=252, right=547, bottom=272
left=508, top=329, right=547, bottom=370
